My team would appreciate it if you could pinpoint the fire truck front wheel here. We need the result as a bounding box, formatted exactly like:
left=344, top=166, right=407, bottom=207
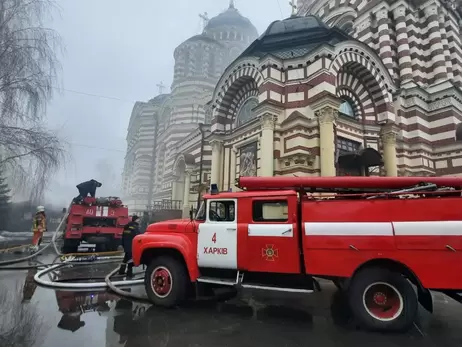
left=348, top=267, right=417, bottom=332
left=145, top=256, right=188, bottom=308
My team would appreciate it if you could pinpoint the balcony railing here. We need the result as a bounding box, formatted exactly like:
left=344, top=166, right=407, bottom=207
left=146, top=199, right=182, bottom=211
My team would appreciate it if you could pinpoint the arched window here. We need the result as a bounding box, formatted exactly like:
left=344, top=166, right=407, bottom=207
left=236, top=98, right=258, bottom=126
left=340, top=22, right=353, bottom=34
left=339, top=100, right=355, bottom=118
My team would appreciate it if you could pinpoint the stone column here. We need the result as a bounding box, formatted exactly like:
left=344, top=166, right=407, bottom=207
left=182, top=171, right=191, bottom=218
left=381, top=124, right=398, bottom=177
left=438, top=13, right=453, bottom=81
left=229, top=147, right=237, bottom=190
left=210, top=139, right=224, bottom=190
left=315, top=106, right=338, bottom=177
left=259, top=113, right=277, bottom=176
left=393, top=5, right=413, bottom=84
left=425, top=4, right=447, bottom=83
left=171, top=175, right=178, bottom=201
left=375, top=7, right=394, bottom=78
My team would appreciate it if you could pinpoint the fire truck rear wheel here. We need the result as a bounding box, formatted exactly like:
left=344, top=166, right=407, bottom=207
left=145, top=256, right=188, bottom=307
left=348, top=267, right=417, bottom=332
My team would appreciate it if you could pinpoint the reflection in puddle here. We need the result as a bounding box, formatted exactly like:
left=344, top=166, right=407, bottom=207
left=22, top=268, right=38, bottom=303
left=56, top=290, right=119, bottom=333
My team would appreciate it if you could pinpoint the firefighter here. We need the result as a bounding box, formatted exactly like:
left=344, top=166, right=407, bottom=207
left=31, top=206, right=47, bottom=251
left=74, top=179, right=102, bottom=202
left=119, top=215, right=140, bottom=278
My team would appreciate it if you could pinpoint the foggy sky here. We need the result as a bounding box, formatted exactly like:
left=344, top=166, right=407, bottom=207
left=44, top=0, right=286, bottom=208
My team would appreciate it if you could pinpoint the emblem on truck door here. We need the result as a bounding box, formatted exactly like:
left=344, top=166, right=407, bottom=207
left=262, top=245, right=279, bottom=261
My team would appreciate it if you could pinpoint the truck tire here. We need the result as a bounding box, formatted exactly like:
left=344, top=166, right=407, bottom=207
left=348, top=267, right=417, bottom=332
left=145, top=256, right=189, bottom=307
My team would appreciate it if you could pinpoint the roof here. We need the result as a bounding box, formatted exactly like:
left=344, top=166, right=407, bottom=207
left=238, top=176, right=462, bottom=190
left=181, top=34, right=222, bottom=46
left=148, top=94, right=169, bottom=104
left=203, top=190, right=297, bottom=200
left=205, top=3, right=257, bottom=36
left=238, top=15, right=351, bottom=60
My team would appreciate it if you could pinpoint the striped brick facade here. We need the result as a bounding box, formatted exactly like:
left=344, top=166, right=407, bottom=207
left=296, top=0, right=462, bottom=177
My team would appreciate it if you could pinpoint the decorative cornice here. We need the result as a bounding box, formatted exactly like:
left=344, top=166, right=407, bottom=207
left=381, top=123, right=400, bottom=145
left=315, top=106, right=339, bottom=125
left=260, top=113, right=278, bottom=131
left=278, top=153, right=314, bottom=170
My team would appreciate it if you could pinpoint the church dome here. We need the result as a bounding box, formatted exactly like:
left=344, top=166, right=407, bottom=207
left=204, top=2, right=258, bottom=41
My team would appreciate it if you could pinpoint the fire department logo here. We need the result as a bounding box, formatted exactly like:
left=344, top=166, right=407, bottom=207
left=262, top=245, right=279, bottom=261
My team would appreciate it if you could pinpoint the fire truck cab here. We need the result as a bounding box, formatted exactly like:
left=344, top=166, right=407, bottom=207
left=62, top=197, right=129, bottom=253
left=132, top=176, right=462, bottom=332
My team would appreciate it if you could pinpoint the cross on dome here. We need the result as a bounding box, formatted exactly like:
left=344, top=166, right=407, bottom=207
left=156, top=82, right=166, bottom=94
left=289, top=0, right=297, bottom=16
left=199, top=12, right=209, bottom=30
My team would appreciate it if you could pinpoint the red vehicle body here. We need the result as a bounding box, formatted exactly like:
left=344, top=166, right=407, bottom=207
left=62, top=197, right=129, bottom=253
left=132, top=176, right=462, bottom=332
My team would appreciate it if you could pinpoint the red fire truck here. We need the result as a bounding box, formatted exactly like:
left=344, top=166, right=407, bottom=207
left=62, top=196, right=129, bottom=253
left=132, top=176, right=462, bottom=332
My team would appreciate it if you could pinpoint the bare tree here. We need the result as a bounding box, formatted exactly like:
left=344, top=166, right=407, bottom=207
left=0, top=0, right=66, bottom=203
left=0, top=281, right=46, bottom=347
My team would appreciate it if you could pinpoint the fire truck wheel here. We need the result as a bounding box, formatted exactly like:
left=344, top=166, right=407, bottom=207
left=348, top=267, right=417, bottom=332
left=145, top=256, right=188, bottom=307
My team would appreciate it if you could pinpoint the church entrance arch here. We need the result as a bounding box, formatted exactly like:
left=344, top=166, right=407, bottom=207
left=172, top=154, right=196, bottom=217
left=212, top=61, right=263, bottom=132
left=329, top=44, right=396, bottom=124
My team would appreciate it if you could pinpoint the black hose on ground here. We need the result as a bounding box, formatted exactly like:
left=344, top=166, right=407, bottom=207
left=105, top=267, right=149, bottom=301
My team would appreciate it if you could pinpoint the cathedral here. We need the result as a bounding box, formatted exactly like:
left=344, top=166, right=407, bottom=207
left=123, top=0, right=462, bottom=216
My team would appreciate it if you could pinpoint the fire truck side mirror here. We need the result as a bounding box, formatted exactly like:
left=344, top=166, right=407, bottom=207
left=189, top=206, right=194, bottom=221
left=62, top=207, right=67, bottom=214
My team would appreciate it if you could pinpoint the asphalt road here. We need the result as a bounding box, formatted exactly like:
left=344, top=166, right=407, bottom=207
left=0, top=249, right=461, bottom=347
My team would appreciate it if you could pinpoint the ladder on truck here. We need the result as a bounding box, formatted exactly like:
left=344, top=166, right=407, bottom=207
left=236, top=176, right=462, bottom=199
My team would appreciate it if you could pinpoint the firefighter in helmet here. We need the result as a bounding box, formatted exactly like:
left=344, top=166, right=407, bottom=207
left=119, top=215, right=140, bottom=278
left=31, top=206, right=47, bottom=251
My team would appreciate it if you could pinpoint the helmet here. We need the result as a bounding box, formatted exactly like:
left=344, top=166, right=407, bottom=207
left=36, top=206, right=45, bottom=212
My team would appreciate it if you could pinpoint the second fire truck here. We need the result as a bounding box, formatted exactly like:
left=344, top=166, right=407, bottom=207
left=132, top=176, right=462, bottom=332
left=62, top=196, right=129, bottom=253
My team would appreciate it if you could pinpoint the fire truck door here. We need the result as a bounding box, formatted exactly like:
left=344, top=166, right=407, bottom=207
left=197, top=199, right=237, bottom=269
left=245, top=197, right=301, bottom=274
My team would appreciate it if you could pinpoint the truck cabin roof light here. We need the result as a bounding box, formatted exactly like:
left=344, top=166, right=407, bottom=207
left=210, top=184, right=219, bottom=195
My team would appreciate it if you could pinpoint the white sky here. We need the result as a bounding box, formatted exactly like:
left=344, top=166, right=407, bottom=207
left=44, top=0, right=288, bottom=207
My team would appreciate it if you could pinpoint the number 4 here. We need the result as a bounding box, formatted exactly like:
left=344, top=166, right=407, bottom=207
left=212, top=233, right=216, bottom=243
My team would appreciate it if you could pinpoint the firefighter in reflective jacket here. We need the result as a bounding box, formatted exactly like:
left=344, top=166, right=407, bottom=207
left=119, top=215, right=140, bottom=278
left=32, top=206, right=47, bottom=251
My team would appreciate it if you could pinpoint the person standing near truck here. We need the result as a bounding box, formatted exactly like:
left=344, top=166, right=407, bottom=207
left=31, top=206, right=47, bottom=251
left=118, top=215, right=140, bottom=278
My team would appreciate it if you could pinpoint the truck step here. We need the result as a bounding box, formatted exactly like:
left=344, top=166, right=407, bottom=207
left=241, top=283, right=314, bottom=293
left=196, top=276, right=237, bottom=286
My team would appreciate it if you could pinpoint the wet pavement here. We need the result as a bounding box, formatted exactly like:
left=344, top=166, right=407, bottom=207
left=0, top=247, right=461, bottom=347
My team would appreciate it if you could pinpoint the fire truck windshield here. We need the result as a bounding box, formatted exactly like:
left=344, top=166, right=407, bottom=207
left=195, top=200, right=206, bottom=221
